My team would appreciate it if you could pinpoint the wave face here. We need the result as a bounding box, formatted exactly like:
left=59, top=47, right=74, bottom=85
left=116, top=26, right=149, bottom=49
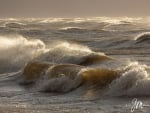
left=22, top=62, right=119, bottom=92
left=0, top=17, right=150, bottom=99
left=21, top=61, right=150, bottom=97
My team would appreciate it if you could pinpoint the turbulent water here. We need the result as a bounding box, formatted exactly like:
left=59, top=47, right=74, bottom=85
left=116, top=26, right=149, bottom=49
left=0, top=17, right=150, bottom=113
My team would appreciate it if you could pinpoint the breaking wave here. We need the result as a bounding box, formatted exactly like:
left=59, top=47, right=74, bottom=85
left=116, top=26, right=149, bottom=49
left=1, top=17, right=150, bottom=98
left=0, top=35, right=47, bottom=73
left=5, top=22, right=26, bottom=28
left=0, top=35, right=110, bottom=73
left=134, top=32, right=150, bottom=43
left=60, top=27, right=85, bottom=30
left=21, top=62, right=119, bottom=92
left=107, top=62, right=150, bottom=96
left=35, top=41, right=110, bottom=65
left=20, top=60, right=150, bottom=97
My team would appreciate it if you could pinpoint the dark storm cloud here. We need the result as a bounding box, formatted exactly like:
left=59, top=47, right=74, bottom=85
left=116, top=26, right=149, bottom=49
left=0, top=0, right=149, bottom=17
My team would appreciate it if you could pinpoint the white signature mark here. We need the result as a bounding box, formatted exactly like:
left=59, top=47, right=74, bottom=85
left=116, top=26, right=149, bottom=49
left=130, top=98, right=150, bottom=113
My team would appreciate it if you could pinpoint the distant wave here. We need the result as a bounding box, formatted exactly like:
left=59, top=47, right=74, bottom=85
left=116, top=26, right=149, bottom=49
left=59, top=27, right=87, bottom=33
left=103, top=23, right=136, bottom=32
left=91, top=32, right=150, bottom=49
left=60, top=17, right=141, bottom=24
left=5, top=22, right=26, bottom=28
left=59, top=27, right=109, bottom=35
left=134, top=32, right=150, bottom=43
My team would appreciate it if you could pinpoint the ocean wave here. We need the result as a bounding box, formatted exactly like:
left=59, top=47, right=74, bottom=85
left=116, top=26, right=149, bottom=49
left=107, top=62, right=150, bottom=96
left=39, top=18, right=66, bottom=23
left=5, top=22, right=26, bottom=28
left=103, top=23, right=136, bottom=32
left=20, top=61, right=150, bottom=96
left=21, top=62, right=119, bottom=92
left=92, top=32, right=150, bottom=49
left=41, top=67, right=119, bottom=93
left=0, top=35, right=47, bottom=73
left=21, top=61, right=119, bottom=93
left=0, top=18, right=150, bottom=97
left=22, top=63, right=83, bottom=92
left=59, top=27, right=87, bottom=33
left=134, top=32, right=150, bottom=43
left=64, top=17, right=141, bottom=24
left=22, top=61, right=53, bottom=81
left=35, top=41, right=110, bottom=65
left=58, top=27, right=108, bottom=34
left=21, top=60, right=118, bottom=92
left=0, top=35, right=110, bottom=73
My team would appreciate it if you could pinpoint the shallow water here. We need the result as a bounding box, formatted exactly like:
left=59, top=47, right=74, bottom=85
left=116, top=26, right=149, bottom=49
left=0, top=17, right=150, bottom=113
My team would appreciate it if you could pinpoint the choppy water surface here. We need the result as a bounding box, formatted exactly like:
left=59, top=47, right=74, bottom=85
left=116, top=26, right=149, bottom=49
left=0, top=17, right=150, bottom=113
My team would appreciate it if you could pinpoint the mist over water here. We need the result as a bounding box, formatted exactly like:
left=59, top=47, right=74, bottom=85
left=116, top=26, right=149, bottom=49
left=0, top=17, right=150, bottom=113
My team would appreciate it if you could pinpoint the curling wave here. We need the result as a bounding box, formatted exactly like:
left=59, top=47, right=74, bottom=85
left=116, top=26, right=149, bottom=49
left=35, top=41, right=111, bottom=65
left=20, top=61, right=150, bottom=97
left=134, top=32, right=150, bottom=43
left=21, top=62, right=120, bottom=92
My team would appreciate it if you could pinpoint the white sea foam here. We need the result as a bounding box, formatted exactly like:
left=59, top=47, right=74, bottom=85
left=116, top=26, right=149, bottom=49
left=0, top=35, right=48, bottom=73
left=107, top=62, right=150, bottom=96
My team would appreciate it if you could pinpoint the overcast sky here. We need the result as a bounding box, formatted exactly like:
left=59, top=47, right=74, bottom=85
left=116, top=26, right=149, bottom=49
left=0, top=0, right=150, bottom=18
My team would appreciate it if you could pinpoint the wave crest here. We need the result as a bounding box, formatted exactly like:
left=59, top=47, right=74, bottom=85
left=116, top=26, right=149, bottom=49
left=107, top=62, right=150, bottom=96
left=35, top=41, right=109, bottom=65
left=134, top=32, right=150, bottom=43
left=21, top=61, right=150, bottom=96
left=0, top=35, right=47, bottom=73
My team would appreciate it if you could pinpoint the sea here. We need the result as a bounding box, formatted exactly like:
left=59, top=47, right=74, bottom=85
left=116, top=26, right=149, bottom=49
left=0, top=17, right=150, bottom=113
